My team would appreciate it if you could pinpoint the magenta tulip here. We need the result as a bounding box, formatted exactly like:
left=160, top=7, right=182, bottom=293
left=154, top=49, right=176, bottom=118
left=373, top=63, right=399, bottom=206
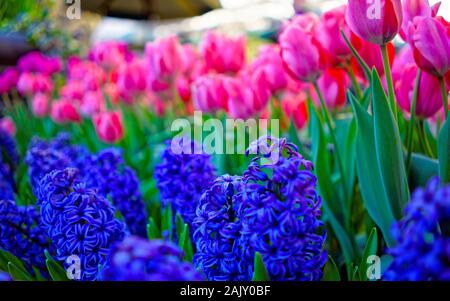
left=93, top=111, right=124, bottom=144
left=50, top=99, right=81, bottom=124
left=200, top=31, right=246, bottom=74
left=317, top=5, right=353, bottom=65
left=279, top=14, right=327, bottom=82
left=251, top=45, right=289, bottom=93
left=0, top=117, right=16, bottom=136
left=409, top=16, right=450, bottom=77
left=31, top=93, right=50, bottom=118
left=0, top=67, right=18, bottom=94
left=17, top=72, right=53, bottom=95
left=81, top=91, right=105, bottom=117
left=346, top=0, right=403, bottom=45
left=191, top=75, right=228, bottom=113
left=400, top=0, right=441, bottom=41
left=311, top=68, right=350, bottom=109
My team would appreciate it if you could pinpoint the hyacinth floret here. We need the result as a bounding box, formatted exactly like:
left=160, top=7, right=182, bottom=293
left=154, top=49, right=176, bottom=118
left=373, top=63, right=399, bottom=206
left=0, top=199, right=49, bottom=273
left=193, top=175, right=253, bottom=281
left=154, top=139, right=216, bottom=226
left=100, top=236, right=203, bottom=281
left=240, top=136, right=327, bottom=281
left=36, top=168, right=125, bottom=280
left=384, top=177, right=450, bottom=281
left=83, top=148, right=148, bottom=237
left=26, top=133, right=91, bottom=192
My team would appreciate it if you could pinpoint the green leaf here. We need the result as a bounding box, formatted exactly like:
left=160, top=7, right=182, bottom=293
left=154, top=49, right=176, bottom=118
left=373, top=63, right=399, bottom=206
left=310, top=104, right=344, bottom=221
left=371, top=69, right=410, bottom=217
left=359, top=228, right=378, bottom=281
left=182, top=225, right=194, bottom=262
left=0, top=249, right=28, bottom=275
left=410, top=153, right=439, bottom=189
left=45, top=250, right=69, bottom=281
left=147, top=217, right=160, bottom=239
left=438, top=118, right=450, bottom=183
left=322, top=255, right=341, bottom=281
left=175, top=213, right=185, bottom=239
left=351, top=265, right=360, bottom=281
left=349, top=92, right=396, bottom=247
left=8, top=262, right=33, bottom=281
left=162, top=203, right=173, bottom=241
left=252, top=252, right=270, bottom=281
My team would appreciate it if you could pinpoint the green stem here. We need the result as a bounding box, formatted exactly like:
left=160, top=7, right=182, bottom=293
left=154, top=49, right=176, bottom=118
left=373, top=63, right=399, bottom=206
left=439, top=76, right=448, bottom=119
left=418, top=120, right=434, bottom=158
left=406, top=70, right=422, bottom=172
left=381, top=44, right=397, bottom=120
left=347, top=65, right=363, bottom=100
left=340, top=29, right=371, bottom=81
left=313, top=82, right=349, bottom=202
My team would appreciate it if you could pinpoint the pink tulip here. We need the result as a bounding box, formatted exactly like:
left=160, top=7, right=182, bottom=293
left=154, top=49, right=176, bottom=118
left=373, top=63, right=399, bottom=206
left=81, top=91, right=105, bottom=117
left=282, top=91, right=309, bottom=130
left=145, top=35, right=183, bottom=89
left=93, top=111, right=124, bottom=144
left=191, top=75, right=228, bottom=113
left=17, top=51, right=62, bottom=75
left=346, top=0, right=403, bottom=45
left=144, top=92, right=166, bottom=117
left=0, top=117, right=16, bottom=136
left=400, top=0, right=441, bottom=41
left=104, top=83, right=120, bottom=105
left=223, top=71, right=271, bottom=119
left=50, top=99, right=81, bottom=124
left=17, top=72, right=53, bottom=95
left=32, top=93, right=50, bottom=118
left=317, top=5, right=353, bottom=65
left=409, top=16, right=450, bottom=77
left=279, top=14, right=327, bottom=82
left=200, top=31, right=246, bottom=74
left=0, top=67, right=18, bottom=94
left=176, top=77, right=192, bottom=103
left=116, top=58, right=147, bottom=99
left=394, top=63, right=444, bottom=118
left=61, top=81, right=84, bottom=102
left=311, top=68, right=349, bottom=109
left=251, top=45, right=289, bottom=93
left=351, top=40, right=395, bottom=80
left=89, top=41, right=130, bottom=70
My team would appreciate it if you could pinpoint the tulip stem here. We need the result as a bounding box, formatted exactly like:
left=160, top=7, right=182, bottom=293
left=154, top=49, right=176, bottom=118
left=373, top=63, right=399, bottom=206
left=313, top=82, right=349, bottom=202
left=381, top=44, right=397, bottom=120
left=439, top=76, right=448, bottom=119
left=340, top=29, right=371, bottom=81
left=346, top=65, right=363, bottom=100
left=406, top=70, right=422, bottom=172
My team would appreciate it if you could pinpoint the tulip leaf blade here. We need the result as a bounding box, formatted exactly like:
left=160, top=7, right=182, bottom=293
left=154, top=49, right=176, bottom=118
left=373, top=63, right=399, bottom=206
left=359, top=228, right=378, bottom=281
left=252, top=252, right=270, bottom=281
left=349, top=91, right=396, bottom=246
left=8, top=262, right=33, bottom=281
left=371, top=69, right=409, bottom=218
left=438, top=118, right=450, bottom=183
left=44, top=249, right=70, bottom=281
left=410, top=153, right=439, bottom=189
left=322, top=255, right=341, bottom=281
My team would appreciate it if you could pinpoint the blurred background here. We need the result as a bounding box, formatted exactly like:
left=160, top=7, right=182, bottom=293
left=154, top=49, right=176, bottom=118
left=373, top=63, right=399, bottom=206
left=1, top=0, right=449, bottom=66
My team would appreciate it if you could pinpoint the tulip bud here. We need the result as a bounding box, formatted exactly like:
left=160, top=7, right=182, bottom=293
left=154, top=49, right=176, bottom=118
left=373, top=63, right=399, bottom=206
left=93, top=111, right=124, bottom=144
left=409, top=16, right=450, bottom=77
left=279, top=14, right=327, bottom=82
left=400, top=0, right=441, bottom=41
left=311, top=68, right=349, bottom=109
left=282, top=92, right=309, bottom=130
left=32, top=93, right=50, bottom=118
left=200, top=31, right=246, bottom=74
left=0, top=117, right=16, bottom=136
left=50, top=99, right=81, bottom=124
left=191, top=75, right=228, bottom=113
left=346, top=0, right=403, bottom=45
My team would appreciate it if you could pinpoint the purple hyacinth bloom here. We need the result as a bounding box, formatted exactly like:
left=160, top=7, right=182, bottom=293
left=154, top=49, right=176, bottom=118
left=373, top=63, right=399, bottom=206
left=26, top=133, right=91, bottom=193
left=384, top=177, right=450, bottom=281
left=83, top=149, right=148, bottom=237
left=155, top=140, right=215, bottom=226
left=0, top=199, right=49, bottom=273
left=193, top=175, right=253, bottom=281
left=101, top=236, right=203, bottom=281
left=240, top=136, right=327, bottom=281
left=0, top=129, right=19, bottom=190
left=36, top=168, right=125, bottom=280
left=0, top=271, right=11, bottom=281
